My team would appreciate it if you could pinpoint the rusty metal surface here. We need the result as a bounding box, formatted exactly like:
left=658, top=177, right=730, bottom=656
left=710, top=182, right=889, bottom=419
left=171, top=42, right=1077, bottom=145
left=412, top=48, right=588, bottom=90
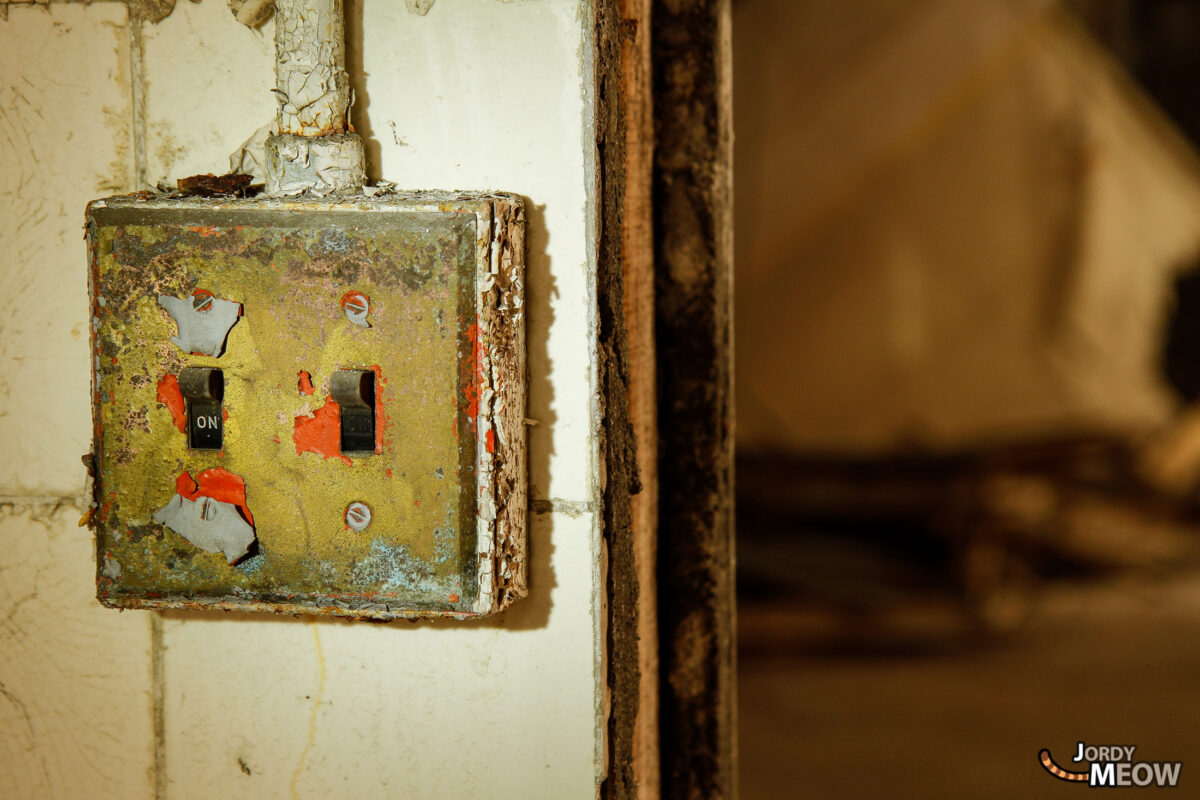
left=85, top=192, right=526, bottom=619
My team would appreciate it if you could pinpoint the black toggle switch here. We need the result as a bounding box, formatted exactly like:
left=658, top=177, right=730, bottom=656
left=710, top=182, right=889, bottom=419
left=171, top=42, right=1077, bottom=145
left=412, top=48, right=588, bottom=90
left=178, top=367, right=224, bottom=450
left=331, top=369, right=376, bottom=454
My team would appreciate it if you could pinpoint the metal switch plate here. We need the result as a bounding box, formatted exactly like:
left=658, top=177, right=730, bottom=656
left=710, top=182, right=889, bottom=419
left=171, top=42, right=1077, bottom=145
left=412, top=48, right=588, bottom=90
left=85, top=192, right=527, bottom=619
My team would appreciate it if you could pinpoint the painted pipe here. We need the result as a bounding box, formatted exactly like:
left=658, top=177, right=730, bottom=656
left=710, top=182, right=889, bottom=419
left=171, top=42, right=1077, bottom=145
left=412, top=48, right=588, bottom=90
left=264, top=0, right=365, bottom=195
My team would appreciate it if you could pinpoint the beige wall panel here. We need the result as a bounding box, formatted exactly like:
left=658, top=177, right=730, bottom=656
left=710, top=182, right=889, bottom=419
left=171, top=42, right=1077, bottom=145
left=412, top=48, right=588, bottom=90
left=141, top=0, right=276, bottom=184
left=144, top=2, right=604, bottom=798
left=0, top=505, right=154, bottom=800
left=0, top=2, right=133, bottom=497
left=161, top=511, right=598, bottom=799
left=352, top=0, right=598, bottom=504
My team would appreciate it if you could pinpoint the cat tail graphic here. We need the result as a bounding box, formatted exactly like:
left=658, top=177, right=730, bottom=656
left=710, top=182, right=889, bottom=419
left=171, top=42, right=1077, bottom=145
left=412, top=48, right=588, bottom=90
left=1039, top=749, right=1089, bottom=782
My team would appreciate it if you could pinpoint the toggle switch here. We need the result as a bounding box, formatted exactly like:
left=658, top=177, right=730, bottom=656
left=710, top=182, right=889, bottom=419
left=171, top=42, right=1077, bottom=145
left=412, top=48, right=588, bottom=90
left=178, top=367, right=224, bottom=450
left=330, top=369, right=375, bottom=455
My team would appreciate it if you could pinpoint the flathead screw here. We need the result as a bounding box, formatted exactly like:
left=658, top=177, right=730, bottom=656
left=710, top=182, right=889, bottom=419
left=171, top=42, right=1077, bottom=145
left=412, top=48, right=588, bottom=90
left=345, top=502, right=372, bottom=532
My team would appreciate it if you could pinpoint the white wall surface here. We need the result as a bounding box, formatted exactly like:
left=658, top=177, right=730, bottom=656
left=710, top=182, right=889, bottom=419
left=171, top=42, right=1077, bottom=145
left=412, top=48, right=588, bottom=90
left=0, top=2, right=603, bottom=798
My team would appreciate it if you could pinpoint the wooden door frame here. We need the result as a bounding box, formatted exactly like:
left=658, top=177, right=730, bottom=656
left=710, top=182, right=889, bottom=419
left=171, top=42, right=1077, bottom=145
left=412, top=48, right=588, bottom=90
left=597, top=0, right=736, bottom=797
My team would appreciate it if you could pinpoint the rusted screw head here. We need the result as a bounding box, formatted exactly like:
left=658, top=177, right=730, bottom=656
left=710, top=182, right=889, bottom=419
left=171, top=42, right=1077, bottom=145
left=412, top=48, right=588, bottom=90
left=340, top=291, right=370, bottom=327
left=192, top=289, right=214, bottom=313
left=200, top=498, right=217, bottom=521
left=345, top=502, right=372, bottom=532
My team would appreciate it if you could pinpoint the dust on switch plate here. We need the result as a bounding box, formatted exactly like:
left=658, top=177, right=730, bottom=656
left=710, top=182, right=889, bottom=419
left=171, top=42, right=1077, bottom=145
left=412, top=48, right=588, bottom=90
left=85, top=193, right=526, bottom=619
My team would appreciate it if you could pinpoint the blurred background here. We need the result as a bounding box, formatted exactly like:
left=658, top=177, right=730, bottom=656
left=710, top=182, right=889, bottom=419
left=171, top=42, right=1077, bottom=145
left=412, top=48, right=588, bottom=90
left=733, top=0, right=1200, bottom=795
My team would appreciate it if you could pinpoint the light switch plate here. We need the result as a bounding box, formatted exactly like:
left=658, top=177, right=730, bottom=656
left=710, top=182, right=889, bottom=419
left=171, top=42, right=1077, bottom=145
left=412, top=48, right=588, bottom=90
left=85, top=192, right=526, bottom=619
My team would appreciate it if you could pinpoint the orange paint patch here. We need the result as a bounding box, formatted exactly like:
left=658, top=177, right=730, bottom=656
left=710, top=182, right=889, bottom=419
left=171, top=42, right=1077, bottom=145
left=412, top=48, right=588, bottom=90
left=155, top=374, right=187, bottom=433
left=176, top=467, right=254, bottom=526
left=448, top=594, right=460, bottom=603
left=188, top=225, right=219, bottom=237
left=340, top=290, right=369, bottom=313
left=272, top=435, right=281, bottom=444
left=297, top=370, right=315, bottom=395
left=175, top=472, right=196, bottom=496
left=463, top=322, right=484, bottom=421
left=385, top=468, right=393, bottom=478
left=293, top=396, right=351, bottom=465
left=486, top=428, right=496, bottom=454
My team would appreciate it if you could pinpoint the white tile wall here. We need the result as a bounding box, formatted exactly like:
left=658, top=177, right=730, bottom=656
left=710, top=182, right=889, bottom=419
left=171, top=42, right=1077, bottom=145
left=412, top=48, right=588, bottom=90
left=0, top=1, right=602, bottom=798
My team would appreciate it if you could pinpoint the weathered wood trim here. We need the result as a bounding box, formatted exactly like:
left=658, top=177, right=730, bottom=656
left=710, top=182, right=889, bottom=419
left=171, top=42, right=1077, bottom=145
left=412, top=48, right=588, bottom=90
left=619, top=0, right=661, bottom=797
left=652, top=0, right=737, bottom=797
left=598, top=0, right=660, bottom=797
left=596, top=0, right=646, bottom=797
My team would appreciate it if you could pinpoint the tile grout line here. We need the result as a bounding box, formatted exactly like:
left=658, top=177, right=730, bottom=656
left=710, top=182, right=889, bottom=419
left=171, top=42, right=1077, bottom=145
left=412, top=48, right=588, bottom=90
left=129, top=4, right=148, bottom=189
left=0, top=494, right=83, bottom=509
left=129, top=6, right=161, bottom=798
left=151, top=613, right=166, bottom=800
left=530, top=498, right=597, bottom=516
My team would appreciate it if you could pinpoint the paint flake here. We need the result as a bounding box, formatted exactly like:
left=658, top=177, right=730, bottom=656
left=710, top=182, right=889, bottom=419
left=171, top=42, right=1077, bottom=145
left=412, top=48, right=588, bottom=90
left=158, top=293, right=242, bottom=356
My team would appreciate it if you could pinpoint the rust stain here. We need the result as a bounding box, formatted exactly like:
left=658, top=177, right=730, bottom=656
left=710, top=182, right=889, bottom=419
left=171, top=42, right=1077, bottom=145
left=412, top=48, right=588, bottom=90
left=293, top=396, right=351, bottom=466
left=176, top=173, right=255, bottom=198
left=155, top=373, right=187, bottom=433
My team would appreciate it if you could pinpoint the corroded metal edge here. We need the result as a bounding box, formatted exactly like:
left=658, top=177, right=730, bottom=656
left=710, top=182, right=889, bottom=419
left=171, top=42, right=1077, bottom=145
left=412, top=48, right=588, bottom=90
left=472, top=197, right=528, bottom=613
left=85, top=191, right=528, bottom=621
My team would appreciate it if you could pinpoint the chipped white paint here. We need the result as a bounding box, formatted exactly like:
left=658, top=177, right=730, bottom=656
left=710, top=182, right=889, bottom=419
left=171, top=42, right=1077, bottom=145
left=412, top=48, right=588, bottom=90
left=272, top=0, right=350, bottom=136
left=229, top=0, right=275, bottom=27
left=1, top=0, right=603, bottom=797
left=265, top=0, right=364, bottom=195
left=153, top=494, right=257, bottom=564
left=157, top=294, right=242, bottom=356
left=265, top=131, right=365, bottom=196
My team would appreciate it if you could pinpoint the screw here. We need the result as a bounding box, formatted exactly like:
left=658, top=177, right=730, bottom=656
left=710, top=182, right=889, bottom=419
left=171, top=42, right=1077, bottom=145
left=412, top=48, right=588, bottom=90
left=192, top=289, right=214, bottom=313
left=345, top=502, right=372, bottom=532
left=200, top=498, right=217, bottom=521
left=341, top=291, right=370, bottom=327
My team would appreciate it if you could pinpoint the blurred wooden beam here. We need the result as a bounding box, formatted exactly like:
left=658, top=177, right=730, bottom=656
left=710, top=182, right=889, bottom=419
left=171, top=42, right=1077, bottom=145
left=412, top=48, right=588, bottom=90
left=653, top=0, right=737, bottom=797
